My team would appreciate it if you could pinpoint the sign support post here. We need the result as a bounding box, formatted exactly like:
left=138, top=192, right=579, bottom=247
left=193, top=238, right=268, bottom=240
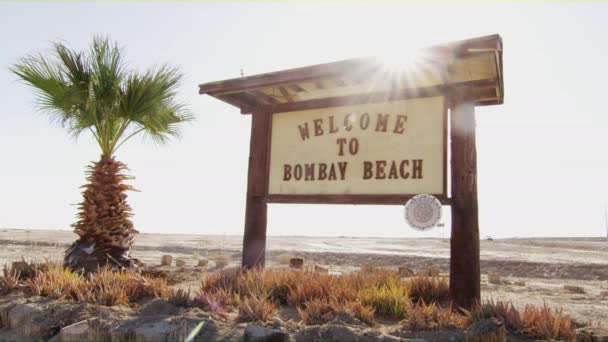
left=242, top=111, right=272, bottom=268
left=448, top=88, right=481, bottom=309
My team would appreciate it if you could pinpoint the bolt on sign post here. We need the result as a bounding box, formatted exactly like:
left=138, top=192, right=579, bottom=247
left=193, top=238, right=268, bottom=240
left=199, top=34, right=504, bottom=310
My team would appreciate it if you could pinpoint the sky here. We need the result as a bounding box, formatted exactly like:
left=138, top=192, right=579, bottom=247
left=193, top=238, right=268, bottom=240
left=1, top=2, right=607, bottom=239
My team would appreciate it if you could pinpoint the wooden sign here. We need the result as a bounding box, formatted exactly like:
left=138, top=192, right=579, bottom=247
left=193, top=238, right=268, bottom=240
left=268, top=97, right=446, bottom=197
left=199, top=34, right=504, bottom=310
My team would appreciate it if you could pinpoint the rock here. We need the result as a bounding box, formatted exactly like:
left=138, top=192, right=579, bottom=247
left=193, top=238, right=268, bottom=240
left=398, top=267, right=414, bottom=277
left=466, top=318, right=506, bottom=342
left=60, top=320, right=89, bottom=342
left=314, top=265, right=329, bottom=273
left=513, top=280, right=526, bottom=286
left=244, top=324, right=289, bottom=342
left=8, top=303, right=46, bottom=339
left=289, top=258, right=304, bottom=270
left=576, top=326, right=608, bottom=342
left=175, top=259, right=187, bottom=267
left=161, top=255, right=173, bottom=266
left=0, top=299, right=18, bottom=328
left=198, top=259, right=209, bottom=267
left=140, top=298, right=179, bottom=316
left=271, top=316, right=285, bottom=328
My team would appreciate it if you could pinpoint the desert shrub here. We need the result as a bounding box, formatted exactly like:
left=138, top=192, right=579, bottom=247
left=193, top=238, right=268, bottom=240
left=466, top=300, right=575, bottom=340
left=563, top=285, right=585, bottom=294
left=1, top=264, right=22, bottom=294
left=298, top=298, right=338, bottom=325
left=513, top=280, right=526, bottom=287
left=520, top=303, right=575, bottom=340
left=342, top=302, right=376, bottom=326
left=237, top=295, right=277, bottom=323
left=488, top=272, right=502, bottom=285
left=466, top=300, right=523, bottom=331
left=401, top=300, right=469, bottom=331
left=21, top=262, right=170, bottom=306
left=357, top=278, right=410, bottom=319
left=416, top=266, right=441, bottom=277
left=168, top=287, right=192, bottom=307
left=407, top=276, right=450, bottom=305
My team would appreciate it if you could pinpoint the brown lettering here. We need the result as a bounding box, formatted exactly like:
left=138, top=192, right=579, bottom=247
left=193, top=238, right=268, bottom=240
left=304, top=164, right=315, bottom=181
left=348, top=138, right=359, bottom=155
left=344, top=113, right=354, bottom=132
left=329, top=115, right=339, bottom=133
left=375, top=160, right=386, bottom=179
left=313, top=118, right=324, bottom=136
left=375, top=113, right=389, bottom=132
left=412, top=159, right=423, bottom=179
left=393, top=115, right=408, bottom=134
left=337, top=162, right=347, bottom=180
left=328, top=164, right=337, bottom=180
left=336, top=138, right=347, bottom=156
left=400, top=160, right=410, bottom=179
left=293, top=164, right=302, bottom=180
left=318, top=163, right=328, bottom=180
left=363, top=161, right=373, bottom=179
left=298, top=123, right=310, bottom=141
left=283, top=164, right=292, bottom=181
left=360, top=113, right=370, bottom=130
left=388, top=160, right=398, bottom=179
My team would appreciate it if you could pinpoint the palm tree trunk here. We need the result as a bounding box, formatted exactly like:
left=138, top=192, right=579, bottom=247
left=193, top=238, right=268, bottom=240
left=64, top=156, right=140, bottom=273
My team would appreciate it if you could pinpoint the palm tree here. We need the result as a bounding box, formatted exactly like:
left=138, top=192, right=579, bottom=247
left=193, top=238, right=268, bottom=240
left=11, top=36, right=193, bottom=273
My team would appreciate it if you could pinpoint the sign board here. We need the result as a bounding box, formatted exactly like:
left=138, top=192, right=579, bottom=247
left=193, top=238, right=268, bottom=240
left=268, top=96, right=446, bottom=197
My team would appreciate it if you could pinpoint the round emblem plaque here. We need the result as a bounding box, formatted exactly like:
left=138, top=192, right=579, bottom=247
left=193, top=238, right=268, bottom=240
left=404, top=194, right=442, bottom=230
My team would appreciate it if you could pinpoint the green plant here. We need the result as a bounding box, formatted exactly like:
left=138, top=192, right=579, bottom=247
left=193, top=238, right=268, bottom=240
left=357, top=278, right=410, bottom=319
left=12, top=36, right=193, bottom=273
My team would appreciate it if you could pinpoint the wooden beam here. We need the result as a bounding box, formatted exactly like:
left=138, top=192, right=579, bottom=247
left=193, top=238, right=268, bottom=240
left=242, top=111, right=272, bottom=268
left=252, top=90, right=279, bottom=105
left=252, top=78, right=496, bottom=114
left=288, top=84, right=306, bottom=93
left=334, top=79, right=347, bottom=87
left=278, top=86, right=294, bottom=102
left=264, top=194, right=450, bottom=205
left=448, top=87, right=480, bottom=310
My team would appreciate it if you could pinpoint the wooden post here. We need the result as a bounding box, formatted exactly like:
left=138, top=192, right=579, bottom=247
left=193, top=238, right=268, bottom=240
left=449, top=88, right=480, bottom=310
left=242, top=111, right=272, bottom=268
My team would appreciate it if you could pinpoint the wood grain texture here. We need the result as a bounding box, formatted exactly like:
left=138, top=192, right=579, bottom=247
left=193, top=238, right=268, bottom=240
left=448, top=88, right=480, bottom=310
left=242, top=111, right=272, bottom=268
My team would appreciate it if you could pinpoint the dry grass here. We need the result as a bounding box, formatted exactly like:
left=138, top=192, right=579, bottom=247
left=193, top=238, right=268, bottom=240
left=488, top=272, right=502, bottom=285
left=297, top=298, right=338, bottom=325
left=466, top=300, right=576, bottom=341
left=563, top=285, right=585, bottom=294
left=168, top=287, right=192, bottom=307
left=416, top=266, right=441, bottom=277
left=3, top=262, right=171, bottom=306
left=407, top=276, right=450, bottom=305
left=237, top=294, right=277, bottom=323
left=401, top=301, right=469, bottom=331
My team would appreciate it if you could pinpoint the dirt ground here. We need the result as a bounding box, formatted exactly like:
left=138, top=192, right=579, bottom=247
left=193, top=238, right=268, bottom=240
left=1, top=228, right=607, bottom=325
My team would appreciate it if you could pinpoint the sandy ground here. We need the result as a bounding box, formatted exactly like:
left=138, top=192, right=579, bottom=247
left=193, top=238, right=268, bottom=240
left=1, top=228, right=607, bottom=324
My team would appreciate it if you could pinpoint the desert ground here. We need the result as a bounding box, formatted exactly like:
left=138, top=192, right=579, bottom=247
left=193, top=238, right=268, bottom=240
left=1, top=227, right=607, bottom=327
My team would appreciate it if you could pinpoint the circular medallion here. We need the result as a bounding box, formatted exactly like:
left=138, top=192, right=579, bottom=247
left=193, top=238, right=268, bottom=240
left=404, top=194, right=442, bottom=230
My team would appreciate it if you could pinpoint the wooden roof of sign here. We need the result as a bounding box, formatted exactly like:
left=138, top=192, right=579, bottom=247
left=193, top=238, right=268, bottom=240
left=199, top=34, right=503, bottom=114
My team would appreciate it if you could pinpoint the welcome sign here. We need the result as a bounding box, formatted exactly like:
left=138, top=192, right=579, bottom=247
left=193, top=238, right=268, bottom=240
left=268, top=96, right=446, bottom=196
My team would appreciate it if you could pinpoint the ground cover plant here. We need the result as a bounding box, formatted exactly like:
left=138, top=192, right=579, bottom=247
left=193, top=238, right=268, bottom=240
left=0, top=262, right=585, bottom=341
